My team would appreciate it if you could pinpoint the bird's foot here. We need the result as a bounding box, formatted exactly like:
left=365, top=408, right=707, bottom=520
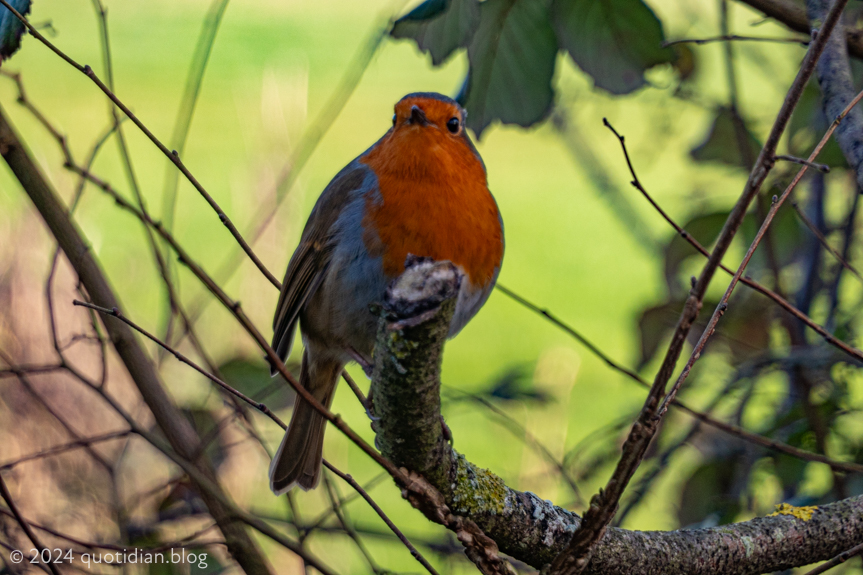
left=365, top=388, right=380, bottom=421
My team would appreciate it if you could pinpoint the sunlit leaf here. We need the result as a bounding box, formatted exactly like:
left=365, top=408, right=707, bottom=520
left=551, top=0, right=674, bottom=95
left=0, top=0, right=30, bottom=62
left=691, top=107, right=762, bottom=169
left=458, top=0, right=557, bottom=138
left=390, top=0, right=480, bottom=65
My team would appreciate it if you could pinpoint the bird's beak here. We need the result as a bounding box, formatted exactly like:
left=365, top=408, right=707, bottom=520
left=408, top=105, right=428, bottom=126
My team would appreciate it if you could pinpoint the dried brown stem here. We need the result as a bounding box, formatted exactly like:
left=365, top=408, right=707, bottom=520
left=660, top=87, right=863, bottom=418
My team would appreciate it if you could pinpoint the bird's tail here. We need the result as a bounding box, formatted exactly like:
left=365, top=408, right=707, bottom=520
left=269, top=350, right=341, bottom=494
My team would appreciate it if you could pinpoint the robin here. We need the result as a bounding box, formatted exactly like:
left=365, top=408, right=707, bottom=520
left=269, top=92, right=504, bottom=494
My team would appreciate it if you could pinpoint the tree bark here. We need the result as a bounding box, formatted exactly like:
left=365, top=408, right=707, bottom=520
left=807, top=0, right=863, bottom=190
left=0, top=103, right=275, bottom=575
left=738, top=0, right=863, bottom=60
left=369, top=259, right=863, bottom=574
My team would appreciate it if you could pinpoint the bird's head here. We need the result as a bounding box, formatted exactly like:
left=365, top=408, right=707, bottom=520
left=392, top=92, right=466, bottom=136
left=373, top=92, right=483, bottom=177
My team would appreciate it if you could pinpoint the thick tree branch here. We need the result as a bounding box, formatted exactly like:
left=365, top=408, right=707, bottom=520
left=738, top=0, right=863, bottom=60
left=367, top=259, right=863, bottom=574
left=807, top=0, right=863, bottom=191
left=0, top=103, right=275, bottom=575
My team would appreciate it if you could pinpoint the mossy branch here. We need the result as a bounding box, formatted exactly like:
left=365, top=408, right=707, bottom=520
left=369, top=258, right=863, bottom=574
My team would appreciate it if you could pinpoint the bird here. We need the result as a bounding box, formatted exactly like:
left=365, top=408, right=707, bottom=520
left=269, top=92, right=504, bottom=494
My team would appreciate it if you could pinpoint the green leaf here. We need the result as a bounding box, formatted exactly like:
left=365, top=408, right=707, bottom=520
left=691, top=107, right=762, bottom=169
left=391, top=0, right=480, bottom=66
left=458, top=0, right=557, bottom=138
left=0, top=0, right=30, bottom=62
left=551, top=0, right=673, bottom=95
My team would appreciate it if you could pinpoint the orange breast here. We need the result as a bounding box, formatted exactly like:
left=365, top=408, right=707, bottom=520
left=360, top=128, right=503, bottom=288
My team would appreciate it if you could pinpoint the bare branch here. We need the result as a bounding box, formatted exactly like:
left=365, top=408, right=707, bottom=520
left=602, top=118, right=863, bottom=363
left=775, top=153, right=831, bottom=172
left=663, top=34, right=809, bottom=47
left=551, top=3, right=852, bottom=570
left=0, top=430, right=132, bottom=471
left=0, top=102, right=276, bottom=575
left=366, top=257, right=863, bottom=574
left=0, top=475, right=61, bottom=575
left=791, top=200, right=863, bottom=283
left=803, top=541, right=863, bottom=575
left=0, top=0, right=280, bottom=289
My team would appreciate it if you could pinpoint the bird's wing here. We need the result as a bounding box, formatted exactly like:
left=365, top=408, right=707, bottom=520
left=270, top=164, right=370, bottom=373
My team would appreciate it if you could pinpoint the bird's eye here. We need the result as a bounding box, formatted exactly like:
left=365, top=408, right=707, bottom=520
left=446, top=117, right=460, bottom=133
left=392, top=114, right=397, bottom=126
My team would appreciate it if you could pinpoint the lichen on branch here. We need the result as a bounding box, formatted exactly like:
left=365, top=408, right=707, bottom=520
left=367, top=258, right=863, bottom=574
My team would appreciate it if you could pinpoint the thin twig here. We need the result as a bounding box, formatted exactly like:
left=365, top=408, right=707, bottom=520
left=663, top=34, right=809, bottom=47
left=802, top=540, right=863, bottom=574
left=321, top=473, right=384, bottom=574
left=0, top=0, right=280, bottom=289
left=659, top=87, right=863, bottom=418
left=70, top=302, right=442, bottom=574
left=791, top=200, right=863, bottom=283
left=551, top=3, right=852, bottom=570
left=323, top=462, right=441, bottom=575
left=776, top=154, right=831, bottom=172
left=496, top=285, right=863, bottom=473
left=603, top=118, right=863, bottom=362
left=73, top=300, right=287, bottom=428
left=0, top=475, right=61, bottom=575
left=0, top=430, right=133, bottom=470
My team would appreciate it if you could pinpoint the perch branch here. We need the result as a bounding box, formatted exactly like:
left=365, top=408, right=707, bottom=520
left=364, top=257, right=863, bottom=574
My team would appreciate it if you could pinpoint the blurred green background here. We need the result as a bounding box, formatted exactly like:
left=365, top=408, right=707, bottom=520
left=1, top=0, right=857, bottom=573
